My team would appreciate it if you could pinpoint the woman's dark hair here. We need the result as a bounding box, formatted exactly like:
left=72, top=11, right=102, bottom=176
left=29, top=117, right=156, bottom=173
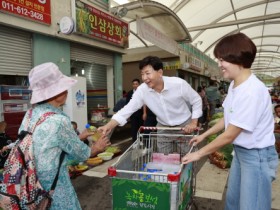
left=139, top=56, right=163, bottom=71
left=197, top=86, right=202, bottom=92
left=214, top=33, right=256, bottom=68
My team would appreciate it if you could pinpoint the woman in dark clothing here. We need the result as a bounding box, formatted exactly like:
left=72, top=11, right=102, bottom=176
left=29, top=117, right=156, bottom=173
left=197, top=86, right=209, bottom=127
left=0, top=121, right=12, bottom=168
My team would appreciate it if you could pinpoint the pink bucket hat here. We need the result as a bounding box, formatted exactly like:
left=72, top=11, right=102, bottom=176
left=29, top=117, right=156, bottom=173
left=29, top=62, right=77, bottom=104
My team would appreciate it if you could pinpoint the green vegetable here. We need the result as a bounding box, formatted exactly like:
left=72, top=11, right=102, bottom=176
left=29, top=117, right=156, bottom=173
left=211, top=112, right=224, bottom=120
left=208, top=119, right=220, bottom=127
left=105, top=146, right=120, bottom=154
left=98, top=152, right=113, bottom=157
left=207, top=134, right=218, bottom=143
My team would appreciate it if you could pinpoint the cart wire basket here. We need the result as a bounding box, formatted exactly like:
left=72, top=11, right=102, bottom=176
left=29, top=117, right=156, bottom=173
left=108, top=126, right=198, bottom=210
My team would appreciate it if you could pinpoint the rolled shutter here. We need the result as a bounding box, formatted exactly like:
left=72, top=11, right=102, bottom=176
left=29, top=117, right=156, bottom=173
left=70, top=43, right=113, bottom=109
left=86, top=63, right=107, bottom=109
left=0, top=25, right=32, bottom=75
left=70, top=43, right=113, bottom=66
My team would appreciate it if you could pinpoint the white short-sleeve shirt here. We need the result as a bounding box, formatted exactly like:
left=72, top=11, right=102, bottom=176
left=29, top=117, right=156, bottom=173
left=223, top=74, right=275, bottom=149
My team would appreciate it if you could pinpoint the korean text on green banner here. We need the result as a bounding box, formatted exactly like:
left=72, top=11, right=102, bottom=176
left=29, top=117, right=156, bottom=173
left=112, top=178, right=170, bottom=210
left=73, top=0, right=129, bottom=48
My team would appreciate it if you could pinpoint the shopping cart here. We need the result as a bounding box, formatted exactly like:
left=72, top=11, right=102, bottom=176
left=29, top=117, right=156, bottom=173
left=108, top=127, right=198, bottom=210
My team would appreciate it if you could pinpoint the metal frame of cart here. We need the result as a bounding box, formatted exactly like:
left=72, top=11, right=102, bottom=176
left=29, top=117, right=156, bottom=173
left=108, top=127, right=198, bottom=210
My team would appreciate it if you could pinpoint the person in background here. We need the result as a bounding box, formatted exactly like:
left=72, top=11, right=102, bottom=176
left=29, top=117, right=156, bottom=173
left=273, top=105, right=280, bottom=156
left=218, top=86, right=226, bottom=106
left=21, top=62, right=110, bottom=209
left=197, top=86, right=209, bottom=127
left=98, top=56, right=202, bottom=153
left=205, top=80, right=220, bottom=117
left=142, top=105, right=157, bottom=147
left=71, top=121, right=89, bottom=146
left=0, top=121, right=13, bottom=169
left=126, top=79, right=143, bottom=141
left=142, top=105, right=157, bottom=128
left=71, top=121, right=80, bottom=135
left=274, top=104, right=280, bottom=124
left=113, top=90, right=127, bottom=113
left=182, top=33, right=278, bottom=210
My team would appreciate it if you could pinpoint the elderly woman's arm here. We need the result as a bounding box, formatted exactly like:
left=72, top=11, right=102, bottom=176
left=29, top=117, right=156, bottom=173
left=58, top=117, right=111, bottom=161
left=90, top=134, right=111, bottom=157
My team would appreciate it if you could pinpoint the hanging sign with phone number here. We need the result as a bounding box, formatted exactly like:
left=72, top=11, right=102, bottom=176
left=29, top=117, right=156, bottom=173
left=0, top=0, right=51, bottom=25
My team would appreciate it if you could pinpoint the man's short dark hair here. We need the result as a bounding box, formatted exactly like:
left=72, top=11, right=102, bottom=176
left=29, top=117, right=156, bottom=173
left=274, top=104, right=280, bottom=111
left=214, top=33, right=256, bottom=68
left=139, top=56, right=163, bottom=71
left=132, top=78, right=140, bottom=83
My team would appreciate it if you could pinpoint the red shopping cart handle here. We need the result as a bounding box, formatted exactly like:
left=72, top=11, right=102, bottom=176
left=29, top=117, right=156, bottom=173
left=108, top=166, right=117, bottom=176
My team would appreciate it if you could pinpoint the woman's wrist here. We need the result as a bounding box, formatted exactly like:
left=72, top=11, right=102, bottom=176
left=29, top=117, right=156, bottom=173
left=78, top=134, right=84, bottom=140
left=90, top=144, right=102, bottom=157
left=90, top=145, right=97, bottom=157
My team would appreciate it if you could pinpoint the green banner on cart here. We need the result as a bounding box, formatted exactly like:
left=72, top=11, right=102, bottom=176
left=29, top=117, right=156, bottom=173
left=178, top=163, right=193, bottom=210
left=112, top=178, right=170, bottom=210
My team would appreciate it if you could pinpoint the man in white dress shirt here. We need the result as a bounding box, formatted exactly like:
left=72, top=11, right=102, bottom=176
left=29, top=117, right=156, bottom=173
left=99, top=56, right=202, bottom=153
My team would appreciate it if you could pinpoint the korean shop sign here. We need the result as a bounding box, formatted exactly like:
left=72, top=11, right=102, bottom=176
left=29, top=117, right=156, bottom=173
left=0, top=0, right=51, bottom=25
left=163, top=60, right=181, bottom=70
left=137, top=16, right=179, bottom=56
left=112, top=178, right=170, bottom=209
left=73, top=0, right=129, bottom=48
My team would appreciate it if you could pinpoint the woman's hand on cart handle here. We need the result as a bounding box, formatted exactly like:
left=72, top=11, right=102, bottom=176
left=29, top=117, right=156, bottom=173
left=182, top=151, right=201, bottom=165
left=189, top=135, right=205, bottom=146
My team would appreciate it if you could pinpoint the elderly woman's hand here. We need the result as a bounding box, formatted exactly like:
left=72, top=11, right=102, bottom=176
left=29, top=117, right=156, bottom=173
left=78, top=128, right=95, bottom=140
left=91, top=134, right=111, bottom=157
left=1, top=146, right=9, bottom=153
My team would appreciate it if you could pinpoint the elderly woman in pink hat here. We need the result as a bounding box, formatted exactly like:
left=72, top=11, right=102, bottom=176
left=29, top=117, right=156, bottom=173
left=18, top=62, right=110, bottom=209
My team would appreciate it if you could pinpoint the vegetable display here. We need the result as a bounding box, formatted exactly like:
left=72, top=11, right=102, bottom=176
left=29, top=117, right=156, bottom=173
left=207, top=111, right=233, bottom=169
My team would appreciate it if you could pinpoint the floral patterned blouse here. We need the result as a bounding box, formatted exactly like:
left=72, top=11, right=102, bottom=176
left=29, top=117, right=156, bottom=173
left=19, top=103, right=91, bottom=210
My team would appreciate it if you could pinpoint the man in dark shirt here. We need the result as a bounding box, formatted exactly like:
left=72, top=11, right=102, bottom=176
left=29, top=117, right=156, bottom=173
left=126, top=79, right=143, bottom=141
left=113, top=90, right=127, bottom=113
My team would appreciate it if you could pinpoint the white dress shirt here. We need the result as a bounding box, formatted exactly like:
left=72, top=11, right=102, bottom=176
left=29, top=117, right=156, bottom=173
left=113, top=76, right=202, bottom=126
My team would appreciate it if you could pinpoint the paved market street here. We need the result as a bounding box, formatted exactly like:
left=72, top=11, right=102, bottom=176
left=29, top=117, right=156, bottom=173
left=72, top=125, right=280, bottom=210
left=72, top=136, right=224, bottom=210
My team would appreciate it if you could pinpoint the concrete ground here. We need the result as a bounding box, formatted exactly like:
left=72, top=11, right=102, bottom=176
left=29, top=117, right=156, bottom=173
left=72, top=145, right=224, bottom=210
left=72, top=125, right=280, bottom=210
